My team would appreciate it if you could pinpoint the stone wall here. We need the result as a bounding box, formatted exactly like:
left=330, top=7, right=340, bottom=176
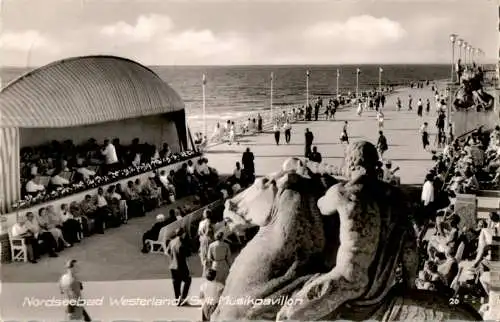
left=452, top=109, right=499, bottom=137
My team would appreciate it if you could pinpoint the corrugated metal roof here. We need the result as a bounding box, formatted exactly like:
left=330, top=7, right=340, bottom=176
left=0, top=55, right=185, bottom=128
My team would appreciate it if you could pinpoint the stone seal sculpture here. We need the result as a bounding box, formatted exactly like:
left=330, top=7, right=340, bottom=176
left=211, top=157, right=338, bottom=320
left=210, top=146, right=482, bottom=321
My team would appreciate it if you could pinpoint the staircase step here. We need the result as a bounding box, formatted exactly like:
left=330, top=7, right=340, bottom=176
left=476, top=190, right=500, bottom=198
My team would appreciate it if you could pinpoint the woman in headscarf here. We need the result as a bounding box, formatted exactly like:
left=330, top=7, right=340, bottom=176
left=198, top=209, right=214, bottom=276
left=207, top=231, right=232, bottom=284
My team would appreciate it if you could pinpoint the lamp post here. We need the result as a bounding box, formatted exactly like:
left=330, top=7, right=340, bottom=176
left=463, top=41, right=468, bottom=67
left=270, top=72, right=274, bottom=120
left=457, top=38, right=463, bottom=60
left=336, top=69, right=340, bottom=97
left=202, top=74, right=207, bottom=138
left=467, top=45, right=473, bottom=67
left=356, top=68, right=361, bottom=99
left=450, top=34, right=457, bottom=83
left=306, top=70, right=310, bottom=107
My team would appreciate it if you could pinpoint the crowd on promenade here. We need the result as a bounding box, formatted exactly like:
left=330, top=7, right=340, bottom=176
left=11, top=152, right=223, bottom=264
left=17, top=137, right=199, bottom=210
left=415, top=125, right=500, bottom=317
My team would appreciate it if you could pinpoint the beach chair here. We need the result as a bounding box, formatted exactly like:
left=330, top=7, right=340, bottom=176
left=8, top=231, right=28, bottom=262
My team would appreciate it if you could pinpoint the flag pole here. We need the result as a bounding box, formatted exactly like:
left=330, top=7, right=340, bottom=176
left=336, top=69, right=340, bottom=97
left=270, top=72, right=274, bottom=121
left=202, top=74, right=207, bottom=138
left=306, top=70, right=310, bottom=107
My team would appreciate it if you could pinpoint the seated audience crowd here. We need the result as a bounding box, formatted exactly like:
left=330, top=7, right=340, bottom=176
left=415, top=126, right=499, bottom=317
left=17, top=137, right=199, bottom=209
left=12, top=156, right=221, bottom=264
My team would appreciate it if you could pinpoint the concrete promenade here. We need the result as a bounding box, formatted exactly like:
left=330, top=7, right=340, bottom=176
left=1, top=84, right=442, bottom=321
left=205, top=84, right=440, bottom=184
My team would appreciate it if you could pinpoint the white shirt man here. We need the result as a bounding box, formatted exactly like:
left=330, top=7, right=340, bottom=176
left=26, top=178, right=45, bottom=193
left=101, top=141, right=118, bottom=165
left=233, top=167, right=241, bottom=180
left=50, top=174, right=69, bottom=186
left=96, top=194, right=108, bottom=208
left=11, top=221, right=29, bottom=238
left=187, top=164, right=196, bottom=175
left=421, top=180, right=435, bottom=206
left=77, top=167, right=96, bottom=179
left=61, top=210, right=74, bottom=223
left=159, top=172, right=174, bottom=191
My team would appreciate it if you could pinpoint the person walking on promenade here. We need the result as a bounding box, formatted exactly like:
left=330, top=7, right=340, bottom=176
left=340, top=121, right=349, bottom=144
left=396, top=97, right=402, bottom=111
left=207, top=231, right=232, bottom=284
left=420, top=122, right=430, bottom=150
left=376, top=110, right=384, bottom=130
left=304, top=128, right=314, bottom=158
left=59, top=259, right=92, bottom=322
left=228, top=122, right=236, bottom=145
left=356, top=99, right=363, bottom=116
left=198, top=209, right=214, bottom=276
left=199, top=269, right=224, bottom=321
left=377, top=131, right=388, bottom=159
left=381, top=94, right=386, bottom=108
left=273, top=123, right=281, bottom=145
left=167, top=228, right=192, bottom=306
left=314, top=98, right=320, bottom=121
left=257, top=114, right=263, bottom=132
left=242, top=148, right=255, bottom=185
left=417, top=98, right=423, bottom=117
left=436, top=111, right=446, bottom=138
left=447, top=123, right=454, bottom=144
left=426, top=98, right=431, bottom=114
left=283, top=120, right=292, bottom=144
left=408, top=95, right=413, bottom=111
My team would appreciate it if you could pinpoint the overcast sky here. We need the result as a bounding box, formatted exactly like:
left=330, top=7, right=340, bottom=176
left=1, top=0, right=497, bottom=66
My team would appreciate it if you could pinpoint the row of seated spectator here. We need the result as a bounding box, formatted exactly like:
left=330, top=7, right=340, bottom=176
left=21, top=137, right=177, bottom=198
left=11, top=157, right=222, bottom=263
left=416, top=127, right=499, bottom=317
left=140, top=156, right=257, bottom=255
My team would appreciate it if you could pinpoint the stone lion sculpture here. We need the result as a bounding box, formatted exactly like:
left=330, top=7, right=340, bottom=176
left=210, top=144, right=482, bottom=321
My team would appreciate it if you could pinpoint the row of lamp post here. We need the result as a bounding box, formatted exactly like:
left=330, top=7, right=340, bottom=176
left=448, top=34, right=486, bottom=133
left=450, top=34, right=484, bottom=83
left=202, top=67, right=388, bottom=134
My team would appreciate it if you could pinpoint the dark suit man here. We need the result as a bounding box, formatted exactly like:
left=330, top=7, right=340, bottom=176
left=241, top=148, right=255, bottom=185
left=304, top=128, right=314, bottom=158
left=309, top=146, right=322, bottom=163
left=167, top=228, right=192, bottom=305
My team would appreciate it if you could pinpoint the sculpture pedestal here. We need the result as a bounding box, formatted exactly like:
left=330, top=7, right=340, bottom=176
left=487, top=237, right=500, bottom=319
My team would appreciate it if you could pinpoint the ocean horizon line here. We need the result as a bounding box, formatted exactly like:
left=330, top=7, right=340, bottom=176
left=3, top=62, right=496, bottom=70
